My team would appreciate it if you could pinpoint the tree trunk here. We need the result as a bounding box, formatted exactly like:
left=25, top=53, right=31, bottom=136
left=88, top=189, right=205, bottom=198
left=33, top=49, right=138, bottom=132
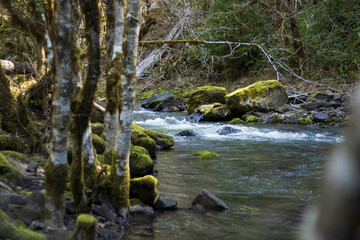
left=103, top=0, right=125, bottom=166
left=69, top=0, right=100, bottom=213
left=45, top=0, right=73, bottom=228
left=111, top=0, right=142, bottom=213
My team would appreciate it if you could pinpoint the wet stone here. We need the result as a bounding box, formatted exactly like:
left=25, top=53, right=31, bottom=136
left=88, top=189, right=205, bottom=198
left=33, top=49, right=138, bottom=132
left=175, top=130, right=198, bottom=137
left=154, top=196, right=177, bottom=210
left=192, top=189, right=229, bottom=211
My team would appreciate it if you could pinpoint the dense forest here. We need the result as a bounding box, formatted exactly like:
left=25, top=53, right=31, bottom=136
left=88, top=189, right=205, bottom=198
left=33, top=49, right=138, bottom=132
left=0, top=0, right=359, bottom=239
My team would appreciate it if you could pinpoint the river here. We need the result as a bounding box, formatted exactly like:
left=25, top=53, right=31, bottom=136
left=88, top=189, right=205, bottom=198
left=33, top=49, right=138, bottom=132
left=123, top=107, right=344, bottom=240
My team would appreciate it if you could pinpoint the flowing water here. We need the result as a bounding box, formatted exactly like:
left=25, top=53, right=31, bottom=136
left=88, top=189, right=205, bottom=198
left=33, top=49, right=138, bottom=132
left=123, top=107, right=344, bottom=240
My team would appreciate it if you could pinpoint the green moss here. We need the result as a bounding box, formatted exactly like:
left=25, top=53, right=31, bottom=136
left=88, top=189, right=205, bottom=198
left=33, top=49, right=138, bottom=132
left=72, top=214, right=97, bottom=240
left=130, top=145, right=154, bottom=177
left=133, top=124, right=174, bottom=149
left=110, top=152, right=130, bottom=210
left=0, top=209, right=47, bottom=240
left=131, top=125, right=157, bottom=158
left=90, top=122, right=104, bottom=136
left=325, top=117, right=339, bottom=125
left=92, top=134, right=105, bottom=154
left=229, top=118, right=245, bottom=124
left=225, top=80, right=287, bottom=115
left=297, top=118, right=313, bottom=125
left=45, top=160, right=68, bottom=209
left=130, top=198, right=143, bottom=205
left=196, top=103, right=231, bottom=121
left=0, top=153, right=22, bottom=181
left=0, top=135, right=22, bottom=151
left=245, top=115, right=259, bottom=123
left=1, top=150, right=26, bottom=162
left=130, top=175, right=160, bottom=206
left=30, top=155, right=46, bottom=166
left=187, top=86, right=228, bottom=114
left=192, top=151, right=219, bottom=159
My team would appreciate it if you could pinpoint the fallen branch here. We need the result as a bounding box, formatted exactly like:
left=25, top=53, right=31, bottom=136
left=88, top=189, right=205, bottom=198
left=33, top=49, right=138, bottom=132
left=93, top=101, right=105, bottom=114
left=0, top=60, right=35, bottom=74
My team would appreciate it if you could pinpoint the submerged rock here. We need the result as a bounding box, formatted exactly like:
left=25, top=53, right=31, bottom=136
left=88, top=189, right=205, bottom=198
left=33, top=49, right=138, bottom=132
left=187, top=86, right=228, bottom=114
left=217, top=126, right=241, bottom=135
left=154, top=196, right=177, bottom=210
left=175, top=130, right=198, bottom=137
left=192, top=190, right=229, bottom=211
left=130, top=175, right=160, bottom=206
left=192, top=151, right=219, bottom=159
left=225, top=80, right=288, bottom=115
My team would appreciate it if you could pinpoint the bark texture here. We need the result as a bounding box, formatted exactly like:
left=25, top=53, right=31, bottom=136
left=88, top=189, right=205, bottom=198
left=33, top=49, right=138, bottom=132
left=111, top=0, right=142, bottom=211
left=45, top=0, right=72, bottom=227
left=69, top=0, right=100, bottom=213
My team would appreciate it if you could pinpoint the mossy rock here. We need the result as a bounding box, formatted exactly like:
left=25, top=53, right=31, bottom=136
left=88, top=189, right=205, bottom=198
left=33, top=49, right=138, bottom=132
left=297, top=118, right=313, bottom=125
left=0, top=209, right=46, bottom=240
left=72, top=214, right=97, bottom=240
left=1, top=151, right=27, bottom=162
left=92, top=134, right=105, bottom=154
left=225, top=80, right=288, bottom=115
left=192, top=151, right=219, bottom=159
left=130, top=175, right=160, bottom=206
left=245, top=115, right=259, bottom=123
left=130, top=198, right=143, bottom=206
left=131, top=125, right=157, bottom=158
left=195, top=103, right=231, bottom=121
left=229, top=118, right=244, bottom=124
left=130, top=145, right=154, bottom=177
left=187, top=86, right=228, bottom=114
left=90, top=122, right=104, bottom=136
left=137, top=125, right=174, bottom=149
left=0, top=135, right=22, bottom=152
left=0, top=153, right=23, bottom=182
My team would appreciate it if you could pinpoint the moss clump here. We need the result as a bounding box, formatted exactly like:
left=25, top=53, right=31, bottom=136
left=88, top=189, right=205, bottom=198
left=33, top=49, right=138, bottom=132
left=131, top=125, right=157, bottom=158
left=92, top=134, right=105, bottom=154
left=0, top=209, right=46, bottom=240
left=192, top=151, right=219, bottom=159
left=90, top=122, right=104, bottom=136
left=325, top=117, right=339, bottom=125
left=297, top=118, right=313, bottom=125
left=225, top=80, right=287, bottom=115
left=0, top=135, right=22, bottom=151
left=229, top=118, right=244, bottom=124
left=72, top=214, right=97, bottom=240
left=130, top=198, right=143, bottom=205
left=187, top=86, right=228, bottom=114
left=196, top=103, right=231, bottom=121
left=130, top=145, right=154, bottom=177
left=45, top=160, right=68, bottom=209
left=133, top=124, right=174, bottom=149
left=1, top=150, right=26, bottom=162
left=0, top=153, right=22, bottom=181
left=130, top=175, right=160, bottom=206
left=245, top=115, right=259, bottom=123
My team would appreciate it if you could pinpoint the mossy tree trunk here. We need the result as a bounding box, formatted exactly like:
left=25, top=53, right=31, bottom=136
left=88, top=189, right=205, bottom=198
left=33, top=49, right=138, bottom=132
left=103, top=0, right=125, bottom=166
left=69, top=0, right=101, bottom=213
left=45, top=0, right=73, bottom=228
left=111, top=0, right=142, bottom=213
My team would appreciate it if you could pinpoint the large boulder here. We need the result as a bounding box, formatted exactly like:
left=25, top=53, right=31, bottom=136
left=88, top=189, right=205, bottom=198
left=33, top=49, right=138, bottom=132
left=130, top=145, right=154, bottom=177
left=186, top=86, right=228, bottom=114
left=130, top=175, right=160, bottom=206
left=194, top=103, right=231, bottom=122
left=131, top=124, right=157, bottom=158
left=225, top=80, right=288, bottom=115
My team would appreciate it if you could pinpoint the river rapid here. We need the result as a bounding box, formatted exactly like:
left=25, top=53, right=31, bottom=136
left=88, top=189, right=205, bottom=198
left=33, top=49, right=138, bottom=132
left=123, top=106, right=344, bottom=240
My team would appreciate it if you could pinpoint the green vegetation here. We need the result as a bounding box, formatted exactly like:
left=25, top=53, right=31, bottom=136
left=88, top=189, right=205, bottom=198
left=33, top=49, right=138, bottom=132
left=245, top=116, right=260, bottom=123
left=91, top=134, right=105, bottom=154
left=192, top=151, right=219, bottom=159
left=297, top=118, right=313, bottom=125
left=72, top=214, right=97, bottom=240
left=0, top=209, right=46, bottom=240
left=0, top=152, right=22, bottom=181
left=229, top=118, right=245, bottom=125
left=130, top=175, right=160, bottom=205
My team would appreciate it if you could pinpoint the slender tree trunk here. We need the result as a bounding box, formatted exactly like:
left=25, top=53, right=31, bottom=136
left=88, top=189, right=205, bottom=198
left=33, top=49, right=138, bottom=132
left=45, top=0, right=72, bottom=228
left=103, top=0, right=125, bottom=165
left=69, top=0, right=100, bottom=213
left=111, top=0, right=142, bottom=213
